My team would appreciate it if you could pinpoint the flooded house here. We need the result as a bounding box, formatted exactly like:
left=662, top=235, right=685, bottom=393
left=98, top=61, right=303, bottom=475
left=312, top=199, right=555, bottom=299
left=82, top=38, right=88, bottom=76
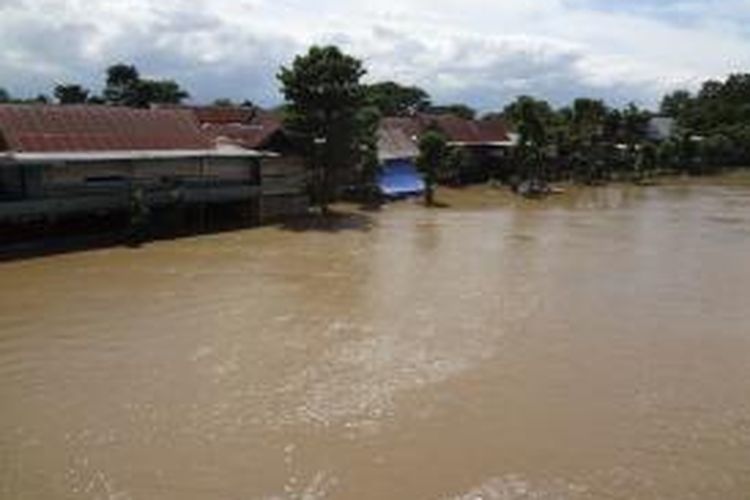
left=0, top=104, right=264, bottom=229
left=377, top=119, right=424, bottom=197
left=0, top=104, right=311, bottom=238
left=378, top=114, right=515, bottom=186
left=193, top=106, right=309, bottom=221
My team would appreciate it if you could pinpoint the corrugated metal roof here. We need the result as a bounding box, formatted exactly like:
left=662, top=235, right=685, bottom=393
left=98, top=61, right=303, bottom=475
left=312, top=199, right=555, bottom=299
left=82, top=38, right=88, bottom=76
left=201, top=111, right=284, bottom=150
left=421, top=114, right=511, bottom=145
left=192, top=106, right=256, bottom=125
left=378, top=124, right=419, bottom=161
left=380, top=114, right=511, bottom=148
left=0, top=104, right=212, bottom=153
left=0, top=149, right=264, bottom=164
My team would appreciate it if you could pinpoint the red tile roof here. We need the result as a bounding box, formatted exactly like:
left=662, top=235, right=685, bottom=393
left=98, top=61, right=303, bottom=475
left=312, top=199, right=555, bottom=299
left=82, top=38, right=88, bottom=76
left=0, top=104, right=212, bottom=153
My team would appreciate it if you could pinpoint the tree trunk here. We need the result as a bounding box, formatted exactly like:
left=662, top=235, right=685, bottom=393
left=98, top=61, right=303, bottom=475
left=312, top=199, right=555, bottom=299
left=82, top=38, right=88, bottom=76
left=424, top=181, right=434, bottom=206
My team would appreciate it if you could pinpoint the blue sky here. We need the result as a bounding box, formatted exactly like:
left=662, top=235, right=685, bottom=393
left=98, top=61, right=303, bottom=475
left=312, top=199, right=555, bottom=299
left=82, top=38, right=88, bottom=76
left=1, top=0, right=750, bottom=111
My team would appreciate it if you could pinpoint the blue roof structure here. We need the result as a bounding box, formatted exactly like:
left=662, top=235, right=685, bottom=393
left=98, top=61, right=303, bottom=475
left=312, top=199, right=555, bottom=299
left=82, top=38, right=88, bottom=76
left=378, top=159, right=425, bottom=197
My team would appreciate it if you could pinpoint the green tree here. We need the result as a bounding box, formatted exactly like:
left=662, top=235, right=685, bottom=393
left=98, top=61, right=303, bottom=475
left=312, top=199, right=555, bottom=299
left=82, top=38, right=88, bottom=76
left=213, top=98, right=233, bottom=106
left=657, top=140, right=678, bottom=171
left=54, top=84, right=90, bottom=104
left=278, top=45, right=368, bottom=214
left=429, top=104, right=477, bottom=120
left=103, top=64, right=140, bottom=105
left=103, top=63, right=189, bottom=108
left=364, top=81, right=430, bottom=116
left=417, top=130, right=447, bottom=206
left=137, top=80, right=189, bottom=106
left=660, top=90, right=692, bottom=119
left=505, top=96, right=550, bottom=185
left=572, top=98, right=607, bottom=141
left=634, top=142, right=657, bottom=183
left=445, top=147, right=470, bottom=184
left=357, top=105, right=383, bottom=200
left=0, top=88, right=9, bottom=103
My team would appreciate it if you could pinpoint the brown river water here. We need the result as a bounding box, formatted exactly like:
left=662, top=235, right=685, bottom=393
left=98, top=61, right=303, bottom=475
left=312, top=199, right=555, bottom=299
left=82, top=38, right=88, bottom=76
left=2, top=178, right=750, bottom=499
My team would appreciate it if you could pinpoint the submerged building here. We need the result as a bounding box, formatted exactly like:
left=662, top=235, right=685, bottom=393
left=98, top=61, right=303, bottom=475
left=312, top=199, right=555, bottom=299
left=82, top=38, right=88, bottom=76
left=0, top=104, right=308, bottom=229
left=377, top=114, right=515, bottom=189
left=377, top=119, right=424, bottom=197
left=192, top=106, right=309, bottom=221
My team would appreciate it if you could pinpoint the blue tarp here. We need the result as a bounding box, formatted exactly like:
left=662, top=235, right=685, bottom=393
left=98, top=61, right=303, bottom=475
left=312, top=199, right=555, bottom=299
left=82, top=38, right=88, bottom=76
left=378, top=160, right=425, bottom=197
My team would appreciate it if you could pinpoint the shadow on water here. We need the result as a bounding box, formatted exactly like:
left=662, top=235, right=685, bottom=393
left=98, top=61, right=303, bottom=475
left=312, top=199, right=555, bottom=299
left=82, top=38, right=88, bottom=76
left=0, top=208, right=261, bottom=263
left=0, top=207, right=376, bottom=262
left=427, top=200, right=452, bottom=209
left=275, top=209, right=374, bottom=233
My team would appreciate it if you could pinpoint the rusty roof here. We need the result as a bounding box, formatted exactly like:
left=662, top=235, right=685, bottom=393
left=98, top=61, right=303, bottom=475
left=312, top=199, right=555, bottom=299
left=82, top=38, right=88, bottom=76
left=378, top=123, right=419, bottom=161
left=381, top=114, right=511, bottom=146
left=201, top=110, right=284, bottom=150
left=0, top=104, right=212, bottom=153
left=423, top=114, right=511, bottom=145
left=191, top=106, right=256, bottom=125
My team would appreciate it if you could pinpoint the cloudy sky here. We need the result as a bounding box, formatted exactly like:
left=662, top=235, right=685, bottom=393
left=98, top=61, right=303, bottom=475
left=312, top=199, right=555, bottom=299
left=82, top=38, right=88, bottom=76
left=1, top=0, right=750, bottom=111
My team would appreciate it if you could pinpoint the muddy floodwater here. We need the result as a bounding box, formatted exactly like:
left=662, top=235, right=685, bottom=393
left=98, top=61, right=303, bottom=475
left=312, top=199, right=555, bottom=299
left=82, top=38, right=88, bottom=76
left=2, top=178, right=750, bottom=499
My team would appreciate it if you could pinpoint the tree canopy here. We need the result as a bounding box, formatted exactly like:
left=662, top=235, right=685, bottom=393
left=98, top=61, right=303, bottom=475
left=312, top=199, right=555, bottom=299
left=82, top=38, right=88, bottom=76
left=278, top=45, right=369, bottom=212
left=429, top=103, right=477, bottom=120
left=417, top=129, right=447, bottom=206
left=103, top=63, right=189, bottom=107
left=364, top=81, right=430, bottom=116
left=54, top=84, right=90, bottom=104
left=658, top=74, right=750, bottom=167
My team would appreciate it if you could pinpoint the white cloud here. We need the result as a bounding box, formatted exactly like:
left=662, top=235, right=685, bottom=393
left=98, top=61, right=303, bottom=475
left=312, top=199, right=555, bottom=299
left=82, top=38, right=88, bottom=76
left=0, top=0, right=749, bottom=110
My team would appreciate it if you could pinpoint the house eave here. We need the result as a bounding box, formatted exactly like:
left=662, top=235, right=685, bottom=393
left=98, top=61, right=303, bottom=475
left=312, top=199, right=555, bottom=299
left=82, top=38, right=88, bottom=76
left=0, top=148, right=269, bottom=165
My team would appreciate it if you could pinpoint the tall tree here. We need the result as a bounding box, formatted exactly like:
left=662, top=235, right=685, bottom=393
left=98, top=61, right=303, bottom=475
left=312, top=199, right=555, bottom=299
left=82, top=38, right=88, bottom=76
left=103, top=63, right=189, bottom=107
left=137, top=80, right=189, bottom=106
left=571, top=98, right=607, bottom=145
left=660, top=90, right=692, bottom=119
left=429, top=104, right=477, bottom=120
left=103, top=64, right=141, bottom=105
left=278, top=45, right=368, bottom=214
left=356, top=105, right=383, bottom=200
left=54, top=84, right=90, bottom=104
left=504, top=96, right=551, bottom=187
left=0, top=88, right=9, bottom=103
left=364, top=81, right=430, bottom=116
left=417, top=130, right=447, bottom=206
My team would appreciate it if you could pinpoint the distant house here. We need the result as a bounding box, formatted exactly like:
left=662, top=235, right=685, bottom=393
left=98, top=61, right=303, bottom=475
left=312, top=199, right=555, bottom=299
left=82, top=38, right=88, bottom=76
left=647, top=117, right=676, bottom=142
left=377, top=114, right=514, bottom=186
left=377, top=119, right=424, bottom=197
left=0, top=104, right=294, bottom=227
left=192, top=106, right=309, bottom=221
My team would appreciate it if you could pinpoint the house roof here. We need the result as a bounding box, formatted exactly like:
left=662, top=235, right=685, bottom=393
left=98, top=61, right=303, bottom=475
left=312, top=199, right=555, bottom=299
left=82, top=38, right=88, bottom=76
left=379, top=114, right=511, bottom=148
left=647, top=116, right=676, bottom=141
left=381, top=117, right=423, bottom=142
left=420, top=114, right=511, bottom=145
left=0, top=104, right=213, bottom=153
left=378, top=123, right=419, bottom=161
left=191, top=106, right=256, bottom=125
left=0, top=149, right=263, bottom=165
left=201, top=110, right=284, bottom=150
